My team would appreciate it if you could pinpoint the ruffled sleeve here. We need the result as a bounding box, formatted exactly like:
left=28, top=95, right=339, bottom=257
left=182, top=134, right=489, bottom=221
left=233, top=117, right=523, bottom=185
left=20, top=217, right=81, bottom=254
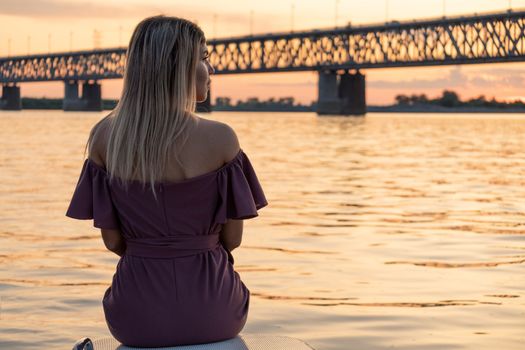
left=65, top=159, right=120, bottom=229
left=214, top=151, right=268, bottom=225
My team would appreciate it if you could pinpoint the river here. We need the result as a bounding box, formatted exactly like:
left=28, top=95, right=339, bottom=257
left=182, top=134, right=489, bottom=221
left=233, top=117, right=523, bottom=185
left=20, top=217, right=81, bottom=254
left=1, top=110, right=524, bottom=349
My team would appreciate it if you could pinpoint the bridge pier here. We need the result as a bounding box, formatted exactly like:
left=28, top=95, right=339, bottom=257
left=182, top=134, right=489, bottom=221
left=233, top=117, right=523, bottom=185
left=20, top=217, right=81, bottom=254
left=339, top=71, right=366, bottom=115
left=316, top=71, right=340, bottom=115
left=316, top=70, right=366, bottom=116
left=0, top=84, right=22, bottom=110
left=82, top=81, right=102, bottom=111
left=63, top=80, right=103, bottom=111
left=63, top=80, right=79, bottom=110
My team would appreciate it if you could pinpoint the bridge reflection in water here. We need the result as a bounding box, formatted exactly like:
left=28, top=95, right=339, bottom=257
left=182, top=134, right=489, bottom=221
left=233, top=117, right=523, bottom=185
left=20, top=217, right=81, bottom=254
left=1, top=10, right=524, bottom=115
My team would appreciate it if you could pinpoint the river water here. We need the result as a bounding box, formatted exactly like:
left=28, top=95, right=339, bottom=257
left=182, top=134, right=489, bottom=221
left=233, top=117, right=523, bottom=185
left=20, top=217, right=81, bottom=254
left=1, top=110, right=524, bottom=350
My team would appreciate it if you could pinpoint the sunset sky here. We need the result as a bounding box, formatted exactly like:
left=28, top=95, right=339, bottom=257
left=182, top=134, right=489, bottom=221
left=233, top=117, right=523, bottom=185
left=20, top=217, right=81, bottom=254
left=1, top=0, right=524, bottom=105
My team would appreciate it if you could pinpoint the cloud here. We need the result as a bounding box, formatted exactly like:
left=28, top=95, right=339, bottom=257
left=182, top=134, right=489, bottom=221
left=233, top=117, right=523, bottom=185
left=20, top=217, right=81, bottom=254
left=0, top=0, right=281, bottom=37
left=0, top=0, right=160, bottom=19
left=255, top=81, right=316, bottom=87
left=225, top=65, right=524, bottom=93
left=0, top=0, right=248, bottom=21
left=368, top=66, right=525, bottom=90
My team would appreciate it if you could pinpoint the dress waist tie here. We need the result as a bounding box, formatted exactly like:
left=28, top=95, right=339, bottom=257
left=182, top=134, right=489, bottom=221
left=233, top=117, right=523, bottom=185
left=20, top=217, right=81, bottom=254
left=125, top=234, right=220, bottom=259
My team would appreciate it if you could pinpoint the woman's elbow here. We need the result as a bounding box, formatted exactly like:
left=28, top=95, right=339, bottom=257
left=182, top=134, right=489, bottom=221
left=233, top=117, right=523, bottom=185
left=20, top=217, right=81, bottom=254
left=220, top=220, right=243, bottom=251
left=222, top=236, right=242, bottom=251
left=227, top=240, right=242, bottom=251
left=101, top=229, right=125, bottom=252
left=104, top=240, right=122, bottom=252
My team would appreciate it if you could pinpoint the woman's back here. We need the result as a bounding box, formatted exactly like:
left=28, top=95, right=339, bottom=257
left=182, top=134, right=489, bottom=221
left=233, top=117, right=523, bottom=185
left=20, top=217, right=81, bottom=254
left=89, top=114, right=241, bottom=183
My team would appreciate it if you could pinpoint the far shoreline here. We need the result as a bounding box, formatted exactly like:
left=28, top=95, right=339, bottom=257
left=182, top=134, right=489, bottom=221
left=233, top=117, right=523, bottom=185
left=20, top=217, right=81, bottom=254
left=5, top=106, right=525, bottom=114
left=3, top=97, right=525, bottom=114
left=366, top=106, right=525, bottom=114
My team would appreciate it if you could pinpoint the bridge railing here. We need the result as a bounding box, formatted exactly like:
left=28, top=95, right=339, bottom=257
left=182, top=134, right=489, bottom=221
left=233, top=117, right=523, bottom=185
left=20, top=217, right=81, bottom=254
left=0, top=48, right=127, bottom=83
left=208, top=9, right=525, bottom=73
left=1, top=10, right=524, bottom=83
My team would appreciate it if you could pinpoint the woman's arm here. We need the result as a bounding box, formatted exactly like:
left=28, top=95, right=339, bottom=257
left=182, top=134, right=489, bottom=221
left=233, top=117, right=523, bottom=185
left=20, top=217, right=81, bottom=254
left=87, top=117, right=125, bottom=257
left=220, top=219, right=244, bottom=264
left=101, top=228, right=126, bottom=257
left=219, top=219, right=243, bottom=252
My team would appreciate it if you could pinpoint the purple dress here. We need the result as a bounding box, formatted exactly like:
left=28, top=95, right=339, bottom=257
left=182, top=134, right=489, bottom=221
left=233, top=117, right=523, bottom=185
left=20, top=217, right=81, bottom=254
left=65, top=149, right=268, bottom=347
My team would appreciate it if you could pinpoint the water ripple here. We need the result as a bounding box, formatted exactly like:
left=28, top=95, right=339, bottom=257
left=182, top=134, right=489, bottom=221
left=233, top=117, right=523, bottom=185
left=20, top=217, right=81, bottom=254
left=385, top=258, right=525, bottom=268
left=243, top=245, right=336, bottom=255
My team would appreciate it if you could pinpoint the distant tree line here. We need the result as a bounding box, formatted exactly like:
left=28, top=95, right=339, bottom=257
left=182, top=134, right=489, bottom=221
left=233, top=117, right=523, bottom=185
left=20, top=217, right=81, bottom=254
left=394, top=90, right=525, bottom=109
left=21, top=98, right=118, bottom=110
left=20, top=96, right=313, bottom=111
left=214, top=96, right=314, bottom=111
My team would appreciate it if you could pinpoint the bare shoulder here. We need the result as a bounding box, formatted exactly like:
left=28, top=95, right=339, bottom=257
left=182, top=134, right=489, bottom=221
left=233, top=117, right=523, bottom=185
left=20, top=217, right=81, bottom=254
left=88, top=114, right=113, bottom=166
left=195, top=116, right=240, bottom=163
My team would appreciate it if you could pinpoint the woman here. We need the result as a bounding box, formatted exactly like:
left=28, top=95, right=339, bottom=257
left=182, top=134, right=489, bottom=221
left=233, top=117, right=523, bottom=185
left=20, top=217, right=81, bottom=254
left=65, top=16, right=268, bottom=347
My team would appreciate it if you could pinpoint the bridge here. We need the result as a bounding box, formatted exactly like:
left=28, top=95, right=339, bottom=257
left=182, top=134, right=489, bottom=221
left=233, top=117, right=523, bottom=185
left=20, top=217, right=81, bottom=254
left=1, top=9, right=524, bottom=115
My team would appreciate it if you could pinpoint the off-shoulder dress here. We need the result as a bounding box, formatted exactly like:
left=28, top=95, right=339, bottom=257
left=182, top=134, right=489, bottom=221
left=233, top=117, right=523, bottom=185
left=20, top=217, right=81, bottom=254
left=65, top=149, right=268, bottom=347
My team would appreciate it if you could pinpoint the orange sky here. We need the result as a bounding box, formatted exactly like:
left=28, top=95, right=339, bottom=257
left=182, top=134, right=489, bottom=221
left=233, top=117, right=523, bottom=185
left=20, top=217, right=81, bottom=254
left=1, top=0, right=524, bottom=105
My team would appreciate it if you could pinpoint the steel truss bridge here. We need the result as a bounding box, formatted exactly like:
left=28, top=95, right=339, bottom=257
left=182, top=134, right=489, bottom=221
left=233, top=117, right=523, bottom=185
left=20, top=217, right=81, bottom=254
left=1, top=9, right=524, bottom=114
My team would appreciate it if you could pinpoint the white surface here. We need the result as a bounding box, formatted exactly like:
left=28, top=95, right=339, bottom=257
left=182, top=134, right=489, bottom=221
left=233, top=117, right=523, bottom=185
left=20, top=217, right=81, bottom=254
left=90, top=334, right=314, bottom=350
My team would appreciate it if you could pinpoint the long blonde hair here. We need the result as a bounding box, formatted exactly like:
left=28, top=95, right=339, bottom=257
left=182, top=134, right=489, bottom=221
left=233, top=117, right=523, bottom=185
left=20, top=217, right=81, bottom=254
left=85, top=15, right=205, bottom=199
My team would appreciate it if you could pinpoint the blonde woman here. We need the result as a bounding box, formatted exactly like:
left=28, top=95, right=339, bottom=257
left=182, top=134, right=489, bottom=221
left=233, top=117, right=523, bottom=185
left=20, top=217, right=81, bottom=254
left=66, top=16, right=268, bottom=347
